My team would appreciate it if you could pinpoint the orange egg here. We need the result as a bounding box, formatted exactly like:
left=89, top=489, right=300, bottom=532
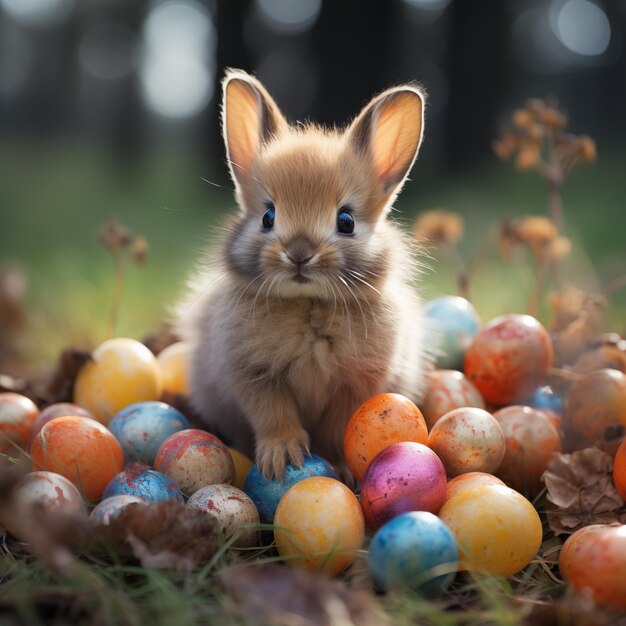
left=157, top=341, right=191, bottom=397
left=0, top=392, right=39, bottom=453
left=274, top=476, right=364, bottom=576
left=31, top=416, right=124, bottom=501
left=74, top=337, right=162, bottom=424
left=229, top=447, right=254, bottom=491
left=444, top=472, right=505, bottom=503
left=344, top=393, right=428, bottom=482
left=493, top=405, right=562, bottom=496
left=559, top=524, right=626, bottom=611
left=614, top=438, right=626, bottom=500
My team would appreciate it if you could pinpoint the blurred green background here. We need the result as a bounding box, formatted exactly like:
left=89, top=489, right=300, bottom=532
left=1, top=0, right=625, bottom=375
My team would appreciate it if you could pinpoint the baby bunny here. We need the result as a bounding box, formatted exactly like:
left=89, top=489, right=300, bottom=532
left=177, top=69, right=431, bottom=481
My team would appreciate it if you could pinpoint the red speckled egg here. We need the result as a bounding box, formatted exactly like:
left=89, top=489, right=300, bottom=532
left=154, top=429, right=235, bottom=496
left=421, top=370, right=485, bottom=429
left=493, top=405, right=562, bottom=496
left=560, top=524, right=626, bottom=611
left=13, top=471, right=86, bottom=516
left=360, top=442, right=447, bottom=530
left=427, top=407, right=505, bottom=478
left=0, top=392, right=39, bottom=453
left=464, top=314, right=553, bottom=406
left=565, top=369, right=626, bottom=444
left=344, top=393, right=428, bottom=483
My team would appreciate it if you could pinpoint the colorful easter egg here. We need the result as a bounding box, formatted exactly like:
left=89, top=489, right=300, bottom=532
left=444, top=472, right=505, bottom=503
left=186, top=484, right=259, bottom=548
left=31, top=416, right=124, bottom=501
left=565, top=369, right=626, bottom=443
left=154, top=429, right=234, bottom=496
left=103, top=464, right=184, bottom=502
left=559, top=524, right=626, bottom=611
left=229, top=448, right=254, bottom=491
left=493, top=405, right=562, bottom=496
left=438, top=483, right=542, bottom=577
left=90, top=495, right=145, bottom=525
left=108, top=401, right=189, bottom=465
left=420, top=370, right=485, bottom=429
left=243, top=454, right=338, bottom=523
left=157, top=341, right=191, bottom=397
left=427, top=407, right=505, bottom=478
left=464, top=314, right=553, bottom=406
left=360, top=442, right=447, bottom=530
left=274, top=476, right=364, bottom=576
left=344, top=393, right=429, bottom=483
left=74, top=337, right=162, bottom=424
left=0, top=392, right=38, bottom=453
left=423, top=296, right=482, bottom=370
left=32, top=403, right=94, bottom=439
left=613, top=438, right=626, bottom=500
left=368, top=511, right=458, bottom=595
left=527, top=385, right=563, bottom=414
left=13, top=471, right=86, bottom=516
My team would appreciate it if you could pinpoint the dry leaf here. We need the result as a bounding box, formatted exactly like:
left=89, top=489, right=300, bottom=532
left=543, top=448, right=626, bottom=535
left=45, top=348, right=93, bottom=404
left=221, top=563, right=390, bottom=626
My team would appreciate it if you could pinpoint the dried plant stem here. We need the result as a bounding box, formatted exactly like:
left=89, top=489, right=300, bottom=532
left=442, top=242, right=470, bottom=301
left=603, top=273, right=626, bottom=297
left=528, top=256, right=549, bottom=318
left=548, top=367, right=584, bottom=382
left=547, top=177, right=563, bottom=231
left=107, top=252, right=125, bottom=338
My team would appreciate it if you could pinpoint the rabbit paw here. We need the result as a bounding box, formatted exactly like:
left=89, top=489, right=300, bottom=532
left=257, top=429, right=310, bottom=481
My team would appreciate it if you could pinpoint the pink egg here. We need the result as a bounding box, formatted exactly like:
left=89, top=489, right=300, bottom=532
left=154, top=429, right=235, bottom=496
left=427, top=407, right=505, bottom=478
left=360, top=442, right=447, bottom=530
left=32, top=402, right=95, bottom=439
left=420, top=370, right=485, bottom=429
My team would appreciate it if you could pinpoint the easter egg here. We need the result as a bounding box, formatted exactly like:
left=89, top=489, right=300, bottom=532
left=438, top=483, right=542, bottom=577
left=360, top=442, right=447, bottom=530
left=31, top=416, right=124, bottom=501
left=243, top=453, right=338, bottom=523
left=274, top=476, right=364, bottom=575
left=527, top=385, right=563, bottom=414
left=157, top=341, right=191, bottom=397
left=559, top=524, right=626, bottom=611
left=464, top=314, right=553, bottom=406
left=229, top=447, right=254, bottom=491
left=74, top=337, right=162, bottom=424
left=427, top=407, right=505, bottom=477
left=90, top=495, right=145, bottom=525
left=420, top=370, right=485, bottom=429
left=0, top=392, right=38, bottom=453
left=13, top=471, right=86, bottom=516
left=32, top=403, right=94, bottom=439
left=344, top=393, right=428, bottom=483
left=493, top=405, right=562, bottom=496
left=444, top=472, right=505, bottom=503
left=186, top=484, right=259, bottom=548
left=565, top=369, right=626, bottom=443
left=103, top=464, right=184, bottom=502
left=154, top=429, right=234, bottom=496
left=613, top=438, right=626, bottom=500
left=423, top=296, right=482, bottom=370
left=368, top=511, right=458, bottom=595
left=108, top=401, right=189, bottom=465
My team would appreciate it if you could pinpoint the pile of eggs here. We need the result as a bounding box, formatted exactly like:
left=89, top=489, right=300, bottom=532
left=2, top=296, right=626, bottom=609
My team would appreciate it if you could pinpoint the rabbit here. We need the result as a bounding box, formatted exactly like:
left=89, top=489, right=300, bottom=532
left=176, top=68, right=432, bottom=482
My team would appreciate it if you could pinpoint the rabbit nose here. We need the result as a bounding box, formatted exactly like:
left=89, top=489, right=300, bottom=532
left=286, top=236, right=315, bottom=266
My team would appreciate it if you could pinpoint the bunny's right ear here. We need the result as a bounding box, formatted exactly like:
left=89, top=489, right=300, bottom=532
left=222, top=69, right=287, bottom=190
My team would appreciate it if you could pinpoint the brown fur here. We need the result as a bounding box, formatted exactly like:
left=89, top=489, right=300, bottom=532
left=176, top=69, right=431, bottom=480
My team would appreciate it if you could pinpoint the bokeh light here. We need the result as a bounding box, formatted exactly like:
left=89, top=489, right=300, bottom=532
left=0, top=24, right=33, bottom=97
left=78, top=23, right=136, bottom=82
left=0, top=0, right=73, bottom=28
left=554, top=0, right=611, bottom=57
left=255, top=0, right=322, bottom=36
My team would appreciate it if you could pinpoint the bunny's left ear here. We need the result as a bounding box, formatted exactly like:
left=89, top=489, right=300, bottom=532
left=348, top=85, right=425, bottom=202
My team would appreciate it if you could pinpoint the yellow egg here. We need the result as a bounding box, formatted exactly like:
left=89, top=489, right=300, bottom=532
left=74, top=338, right=161, bottom=424
left=157, top=341, right=191, bottom=397
left=274, top=477, right=365, bottom=576
left=438, top=483, right=542, bottom=577
left=229, top=447, right=254, bottom=491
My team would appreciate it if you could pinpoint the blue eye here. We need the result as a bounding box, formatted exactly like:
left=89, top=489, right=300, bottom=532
left=337, top=208, right=355, bottom=235
left=262, top=205, right=275, bottom=230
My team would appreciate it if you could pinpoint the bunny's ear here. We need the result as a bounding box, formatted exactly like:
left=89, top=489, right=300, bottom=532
left=222, top=69, right=287, bottom=188
left=348, top=85, right=425, bottom=204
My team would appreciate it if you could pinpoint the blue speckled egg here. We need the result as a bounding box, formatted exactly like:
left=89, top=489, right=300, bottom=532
left=368, top=511, right=458, bottom=595
left=108, top=401, right=189, bottom=465
left=90, top=494, right=145, bottom=525
left=243, top=454, right=338, bottom=523
left=423, top=296, right=481, bottom=370
left=102, top=463, right=184, bottom=502
left=527, top=385, right=563, bottom=413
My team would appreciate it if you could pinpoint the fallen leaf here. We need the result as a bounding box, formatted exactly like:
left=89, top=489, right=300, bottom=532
left=45, top=348, right=93, bottom=404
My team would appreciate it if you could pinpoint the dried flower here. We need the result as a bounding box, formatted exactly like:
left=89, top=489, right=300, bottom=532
left=546, top=235, right=572, bottom=262
left=540, top=106, right=568, bottom=130
left=132, top=236, right=149, bottom=266
left=525, top=98, right=547, bottom=116
left=512, top=108, right=534, bottom=129
left=515, top=148, right=539, bottom=171
left=98, top=221, right=133, bottom=253
left=413, top=209, right=464, bottom=245
left=578, top=135, right=597, bottom=163
left=517, top=216, right=558, bottom=247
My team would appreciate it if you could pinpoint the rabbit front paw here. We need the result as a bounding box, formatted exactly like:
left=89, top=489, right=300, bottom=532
left=256, top=429, right=310, bottom=481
